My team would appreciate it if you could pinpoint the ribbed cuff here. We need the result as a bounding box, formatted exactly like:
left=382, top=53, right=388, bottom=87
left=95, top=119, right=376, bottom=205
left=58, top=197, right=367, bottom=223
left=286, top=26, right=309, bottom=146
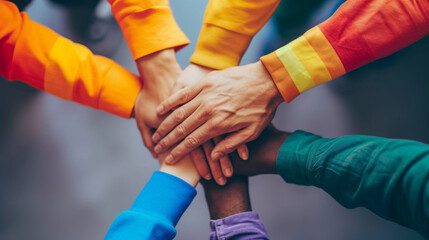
left=190, top=24, right=253, bottom=70
left=131, top=171, right=197, bottom=226
left=276, top=130, right=325, bottom=186
left=260, top=52, right=299, bottom=103
left=112, top=5, right=189, bottom=60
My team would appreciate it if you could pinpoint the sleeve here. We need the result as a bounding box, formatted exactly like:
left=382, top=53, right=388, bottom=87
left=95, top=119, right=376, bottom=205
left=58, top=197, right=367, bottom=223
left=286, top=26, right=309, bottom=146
left=209, top=212, right=269, bottom=240
left=105, top=171, right=197, bottom=240
left=190, top=0, right=281, bottom=70
left=107, top=0, right=190, bottom=60
left=260, top=0, right=429, bottom=103
left=0, top=0, right=142, bottom=118
left=277, top=130, right=429, bottom=238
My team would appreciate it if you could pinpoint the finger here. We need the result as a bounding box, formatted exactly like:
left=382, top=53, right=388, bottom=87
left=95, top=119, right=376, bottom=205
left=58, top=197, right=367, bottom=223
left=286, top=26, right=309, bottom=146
left=163, top=120, right=226, bottom=165
left=138, top=124, right=157, bottom=158
left=213, top=137, right=233, bottom=177
left=211, top=129, right=254, bottom=161
left=156, top=82, right=204, bottom=115
left=237, top=144, right=249, bottom=160
left=203, top=141, right=226, bottom=186
left=152, top=99, right=199, bottom=144
left=190, top=147, right=212, bottom=180
left=154, top=105, right=209, bottom=155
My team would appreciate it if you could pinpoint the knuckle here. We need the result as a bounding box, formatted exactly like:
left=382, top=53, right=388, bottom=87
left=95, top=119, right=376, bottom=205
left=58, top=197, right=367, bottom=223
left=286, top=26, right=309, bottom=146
left=209, top=117, right=224, bottom=129
left=181, top=89, right=189, bottom=102
left=174, top=108, right=186, bottom=123
left=176, top=125, right=187, bottom=137
left=223, top=144, right=235, bottom=153
left=185, top=136, right=199, bottom=148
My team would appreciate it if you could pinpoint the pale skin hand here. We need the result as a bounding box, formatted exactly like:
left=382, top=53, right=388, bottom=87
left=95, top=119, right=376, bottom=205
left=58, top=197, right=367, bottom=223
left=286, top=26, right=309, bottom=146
left=152, top=61, right=284, bottom=164
left=132, top=48, right=181, bottom=158
left=166, top=64, right=248, bottom=185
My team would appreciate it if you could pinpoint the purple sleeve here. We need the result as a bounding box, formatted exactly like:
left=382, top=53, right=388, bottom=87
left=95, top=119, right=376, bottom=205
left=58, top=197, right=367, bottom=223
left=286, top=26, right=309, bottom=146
left=209, top=212, right=269, bottom=240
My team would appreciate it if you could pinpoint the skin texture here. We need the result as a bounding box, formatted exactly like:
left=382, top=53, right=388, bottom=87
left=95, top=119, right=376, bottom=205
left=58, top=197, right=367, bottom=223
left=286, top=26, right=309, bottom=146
left=165, top=64, right=247, bottom=185
left=131, top=49, right=200, bottom=187
left=202, top=175, right=251, bottom=220
left=232, top=125, right=289, bottom=177
left=152, top=61, right=284, bottom=166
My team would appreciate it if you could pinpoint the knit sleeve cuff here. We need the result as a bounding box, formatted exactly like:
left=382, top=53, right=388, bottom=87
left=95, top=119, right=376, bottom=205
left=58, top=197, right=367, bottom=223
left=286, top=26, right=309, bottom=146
left=130, top=171, right=197, bottom=226
left=190, top=24, right=253, bottom=69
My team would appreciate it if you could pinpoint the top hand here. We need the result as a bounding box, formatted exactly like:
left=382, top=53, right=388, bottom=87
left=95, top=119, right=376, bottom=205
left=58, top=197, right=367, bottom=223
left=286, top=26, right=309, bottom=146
left=152, top=61, right=284, bottom=164
left=169, top=64, right=246, bottom=185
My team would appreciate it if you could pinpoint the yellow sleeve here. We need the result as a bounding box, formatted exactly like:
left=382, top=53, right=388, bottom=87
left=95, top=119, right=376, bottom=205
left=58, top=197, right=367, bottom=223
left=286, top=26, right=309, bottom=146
left=190, top=0, right=280, bottom=69
left=107, top=0, right=190, bottom=60
left=0, top=1, right=142, bottom=118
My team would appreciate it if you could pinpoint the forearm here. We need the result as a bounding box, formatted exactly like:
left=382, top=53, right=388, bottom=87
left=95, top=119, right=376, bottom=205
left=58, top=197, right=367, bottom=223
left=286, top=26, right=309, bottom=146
left=0, top=1, right=141, bottom=118
left=191, top=0, right=280, bottom=69
left=107, top=0, right=189, bottom=60
left=105, top=171, right=197, bottom=240
left=277, top=131, right=429, bottom=237
left=261, top=0, right=429, bottom=102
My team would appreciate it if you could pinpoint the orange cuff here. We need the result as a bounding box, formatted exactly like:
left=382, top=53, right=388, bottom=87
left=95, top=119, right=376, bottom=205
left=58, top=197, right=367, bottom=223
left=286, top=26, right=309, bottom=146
left=110, top=1, right=189, bottom=60
left=190, top=24, right=253, bottom=69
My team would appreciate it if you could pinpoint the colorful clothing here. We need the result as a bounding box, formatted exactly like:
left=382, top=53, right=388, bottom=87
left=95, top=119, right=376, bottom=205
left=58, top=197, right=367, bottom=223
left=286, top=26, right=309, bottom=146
left=0, top=0, right=141, bottom=118
left=105, top=171, right=197, bottom=240
left=210, top=212, right=269, bottom=240
left=261, top=0, right=429, bottom=102
left=190, top=0, right=281, bottom=69
left=107, top=0, right=189, bottom=60
left=278, top=130, right=429, bottom=237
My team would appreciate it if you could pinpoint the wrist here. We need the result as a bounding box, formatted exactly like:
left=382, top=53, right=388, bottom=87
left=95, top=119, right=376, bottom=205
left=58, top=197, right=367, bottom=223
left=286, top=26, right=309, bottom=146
left=159, top=156, right=200, bottom=187
left=255, top=60, right=284, bottom=108
left=136, top=48, right=181, bottom=88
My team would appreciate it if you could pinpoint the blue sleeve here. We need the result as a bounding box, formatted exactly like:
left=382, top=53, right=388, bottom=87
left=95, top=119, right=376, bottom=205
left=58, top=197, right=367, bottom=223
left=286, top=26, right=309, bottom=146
left=105, top=171, right=197, bottom=240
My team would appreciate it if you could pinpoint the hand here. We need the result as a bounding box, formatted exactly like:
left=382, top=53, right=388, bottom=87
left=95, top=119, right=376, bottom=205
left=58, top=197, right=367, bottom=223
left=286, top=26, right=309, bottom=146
left=152, top=61, right=283, bottom=164
left=232, top=124, right=290, bottom=176
left=170, top=64, right=236, bottom=185
left=132, top=48, right=181, bottom=157
left=201, top=175, right=251, bottom=220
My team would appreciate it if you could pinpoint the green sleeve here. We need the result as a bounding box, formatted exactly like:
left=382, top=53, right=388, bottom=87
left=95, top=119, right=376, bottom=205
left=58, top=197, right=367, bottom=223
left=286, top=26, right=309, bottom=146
left=277, top=130, right=429, bottom=237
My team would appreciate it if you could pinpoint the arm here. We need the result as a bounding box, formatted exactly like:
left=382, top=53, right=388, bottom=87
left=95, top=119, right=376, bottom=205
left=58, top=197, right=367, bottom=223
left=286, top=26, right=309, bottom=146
left=202, top=176, right=269, bottom=240
left=233, top=127, right=429, bottom=237
left=151, top=0, right=429, bottom=163
left=277, top=131, right=429, bottom=238
left=190, top=0, right=280, bottom=70
left=105, top=154, right=200, bottom=240
left=0, top=0, right=141, bottom=118
left=106, top=0, right=189, bottom=61
left=261, top=0, right=429, bottom=102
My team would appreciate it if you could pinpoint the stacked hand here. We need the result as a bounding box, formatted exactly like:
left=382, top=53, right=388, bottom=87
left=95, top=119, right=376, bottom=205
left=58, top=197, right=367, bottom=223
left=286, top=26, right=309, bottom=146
left=152, top=61, right=284, bottom=168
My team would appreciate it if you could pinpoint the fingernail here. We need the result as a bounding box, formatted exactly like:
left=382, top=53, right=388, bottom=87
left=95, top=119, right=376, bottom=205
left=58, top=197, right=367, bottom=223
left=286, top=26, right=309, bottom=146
left=157, top=105, right=164, bottom=114
left=166, top=154, right=174, bottom=164
left=204, top=174, right=212, bottom=180
left=242, top=151, right=249, bottom=160
left=152, top=133, right=160, bottom=143
left=212, top=152, right=224, bottom=161
left=217, top=177, right=226, bottom=185
left=154, top=145, right=162, bottom=154
left=224, top=168, right=232, bottom=177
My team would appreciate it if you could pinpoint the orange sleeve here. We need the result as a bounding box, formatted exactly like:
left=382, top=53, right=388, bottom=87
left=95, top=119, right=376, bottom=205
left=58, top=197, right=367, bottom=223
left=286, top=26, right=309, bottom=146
left=190, top=0, right=280, bottom=69
left=0, top=1, right=142, bottom=118
left=107, top=0, right=189, bottom=60
left=261, top=0, right=429, bottom=103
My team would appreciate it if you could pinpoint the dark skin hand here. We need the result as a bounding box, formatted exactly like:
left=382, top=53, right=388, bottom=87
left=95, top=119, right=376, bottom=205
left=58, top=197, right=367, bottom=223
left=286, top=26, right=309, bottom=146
left=202, top=175, right=251, bottom=220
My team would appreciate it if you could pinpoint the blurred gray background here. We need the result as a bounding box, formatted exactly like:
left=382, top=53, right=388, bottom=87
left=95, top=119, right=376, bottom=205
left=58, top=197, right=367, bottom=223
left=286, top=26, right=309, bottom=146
left=0, top=0, right=428, bottom=239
